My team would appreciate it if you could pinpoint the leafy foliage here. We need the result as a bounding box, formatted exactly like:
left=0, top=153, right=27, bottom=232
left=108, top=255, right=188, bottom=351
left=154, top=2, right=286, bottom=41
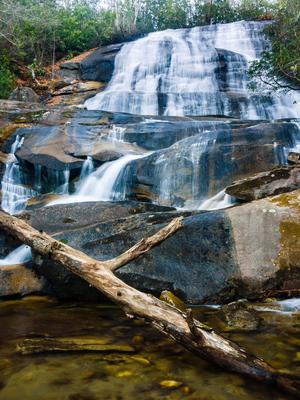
left=249, top=0, right=300, bottom=90
left=1, top=0, right=297, bottom=99
left=0, top=56, right=16, bottom=99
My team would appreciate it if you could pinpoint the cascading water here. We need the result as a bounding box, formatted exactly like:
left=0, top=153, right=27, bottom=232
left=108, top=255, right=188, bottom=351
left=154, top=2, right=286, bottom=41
left=1, top=136, right=37, bottom=215
left=107, top=125, right=127, bottom=142
left=47, top=153, right=146, bottom=206
left=85, top=21, right=300, bottom=119
left=0, top=245, right=32, bottom=266
left=80, top=156, right=94, bottom=180
left=198, top=190, right=235, bottom=211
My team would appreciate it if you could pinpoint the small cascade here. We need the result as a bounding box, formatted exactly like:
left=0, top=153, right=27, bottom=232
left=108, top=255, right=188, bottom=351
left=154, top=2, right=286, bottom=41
left=198, top=190, right=236, bottom=211
left=79, top=156, right=94, bottom=180
left=47, top=153, right=146, bottom=206
left=107, top=125, right=126, bottom=142
left=61, top=169, right=70, bottom=194
left=1, top=136, right=37, bottom=215
left=154, top=132, right=219, bottom=207
left=0, top=245, right=32, bottom=266
left=47, top=168, right=70, bottom=194
left=291, top=122, right=300, bottom=152
left=34, top=164, right=42, bottom=191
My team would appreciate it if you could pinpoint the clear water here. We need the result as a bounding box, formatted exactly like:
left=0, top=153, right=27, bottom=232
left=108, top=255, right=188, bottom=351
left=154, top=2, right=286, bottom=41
left=0, top=296, right=298, bottom=400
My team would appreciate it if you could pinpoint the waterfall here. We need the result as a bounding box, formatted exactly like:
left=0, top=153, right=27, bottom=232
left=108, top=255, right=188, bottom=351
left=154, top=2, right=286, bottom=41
left=85, top=21, right=300, bottom=119
left=80, top=156, right=94, bottom=180
left=0, top=245, right=32, bottom=266
left=198, top=190, right=236, bottom=211
left=47, top=153, right=146, bottom=206
left=107, top=125, right=126, bottom=142
left=1, top=136, right=37, bottom=215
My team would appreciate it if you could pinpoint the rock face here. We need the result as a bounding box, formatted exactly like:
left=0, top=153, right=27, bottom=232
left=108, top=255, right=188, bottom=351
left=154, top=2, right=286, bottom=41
left=59, top=43, right=123, bottom=82
left=226, top=166, right=300, bottom=201
left=9, top=87, right=40, bottom=103
left=6, top=106, right=299, bottom=207
left=0, top=190, right=296, bottom=304
left=129, top=122, right=299, bottom=206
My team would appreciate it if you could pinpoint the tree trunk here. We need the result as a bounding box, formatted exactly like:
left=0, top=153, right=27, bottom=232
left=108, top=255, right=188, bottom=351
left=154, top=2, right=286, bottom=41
left=0, top=210, right=299, bottom=398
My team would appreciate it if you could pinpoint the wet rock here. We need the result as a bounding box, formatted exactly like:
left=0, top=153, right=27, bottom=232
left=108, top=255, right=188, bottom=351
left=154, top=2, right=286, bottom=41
left=131, top=122, right=299, bottom=205
left=288, top=152, right=300, bottom=165
left=159, top=290, right=186, bottom=311
left=159, top=380, right=183, bottom=389
left=60, top=43, right=124, bottom=82
left=225, top=166, right=300, bottom=201
left=9, top=87, right=40, bottom=103
left=52, top=81, right=105, bottom=96
left=1, top=191, right=294, bottom=304
left=217, top=300, right=263, bottom=331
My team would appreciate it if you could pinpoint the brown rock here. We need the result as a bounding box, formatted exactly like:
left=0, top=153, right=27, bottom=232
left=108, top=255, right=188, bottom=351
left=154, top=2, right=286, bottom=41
left=0, top=264, right=45, bottom=297
left=288, top=151, right=300, bottom=165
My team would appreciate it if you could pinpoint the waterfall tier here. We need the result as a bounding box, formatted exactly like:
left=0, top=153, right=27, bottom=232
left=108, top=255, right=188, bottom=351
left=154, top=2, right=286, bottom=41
left=85, top=21, right=300, bottom=119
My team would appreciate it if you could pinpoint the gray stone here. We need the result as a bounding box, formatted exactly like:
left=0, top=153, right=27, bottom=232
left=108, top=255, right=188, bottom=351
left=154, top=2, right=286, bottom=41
left=9, top=87, right=40, bottom=103
left=1, top=190, right=296, bottom=304
left=60, top=43, right=124, bottom=82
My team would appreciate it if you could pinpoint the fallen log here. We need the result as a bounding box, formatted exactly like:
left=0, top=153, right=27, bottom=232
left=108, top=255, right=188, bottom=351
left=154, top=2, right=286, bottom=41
left=0, top=210, right=299, bottom=398
left=17, top=337, right=135, bottom=355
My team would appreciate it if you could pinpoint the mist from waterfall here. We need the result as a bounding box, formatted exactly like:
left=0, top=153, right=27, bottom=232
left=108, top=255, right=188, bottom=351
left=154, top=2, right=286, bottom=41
left=85, top=21, right=300, bottom=119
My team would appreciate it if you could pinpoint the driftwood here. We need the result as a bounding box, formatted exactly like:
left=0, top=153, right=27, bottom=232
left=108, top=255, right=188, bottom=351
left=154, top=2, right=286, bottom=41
left=0, top=210, right=300, bottom=398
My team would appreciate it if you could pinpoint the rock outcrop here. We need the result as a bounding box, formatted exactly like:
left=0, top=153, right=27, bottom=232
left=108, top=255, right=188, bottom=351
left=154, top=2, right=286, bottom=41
left=9, top=87, right=40, bottom=103
left=0, top=190, right=298, bottom=303
left=59, top=43, right=123, bottom=82
left=226, top=166, right=300, bottom=201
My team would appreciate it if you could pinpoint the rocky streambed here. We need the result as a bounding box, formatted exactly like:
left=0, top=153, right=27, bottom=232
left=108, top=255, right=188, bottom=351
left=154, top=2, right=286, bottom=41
left=0, top=296, right=299, bottom=400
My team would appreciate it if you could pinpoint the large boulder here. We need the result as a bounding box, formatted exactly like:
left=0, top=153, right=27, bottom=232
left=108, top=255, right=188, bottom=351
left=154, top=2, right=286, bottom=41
left=59, top=43, right=124, bottom=82
left=9, top=87, right=40, bottom=103
left=1, top=190, right=296, bottom=304
left=226, top=166, right=300, bottom=201
left=129, top=121, right=299, bottom=206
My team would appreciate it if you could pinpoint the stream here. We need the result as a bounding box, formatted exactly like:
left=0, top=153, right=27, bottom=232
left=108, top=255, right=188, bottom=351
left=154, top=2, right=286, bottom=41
left=0, top=297, right=299, bottom=400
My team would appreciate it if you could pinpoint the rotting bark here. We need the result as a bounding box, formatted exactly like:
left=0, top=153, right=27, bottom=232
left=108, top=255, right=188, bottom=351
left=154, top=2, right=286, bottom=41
left=0, top=210, right=300, bottom=398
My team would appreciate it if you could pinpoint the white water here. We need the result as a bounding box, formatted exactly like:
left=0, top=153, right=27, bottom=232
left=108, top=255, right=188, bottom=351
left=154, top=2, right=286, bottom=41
left=0, top=245, right=32, bottom=266
left=107, top=125, right=127, bottom=142
left=80, top=156, right=94, bottom=180
left=47, top=153, right=146, bottom=206
left=198, top=189, right=236, bottom=211
left=1, top=136, right=37, bottom=215
left=255, top=298, right=300, bottom=314
left=85, top=21, right=300, bottom=119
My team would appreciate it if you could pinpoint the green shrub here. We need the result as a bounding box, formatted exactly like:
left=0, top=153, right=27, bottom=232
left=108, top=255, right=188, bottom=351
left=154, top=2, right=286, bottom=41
left=0, top=57, right=15, bottom=99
